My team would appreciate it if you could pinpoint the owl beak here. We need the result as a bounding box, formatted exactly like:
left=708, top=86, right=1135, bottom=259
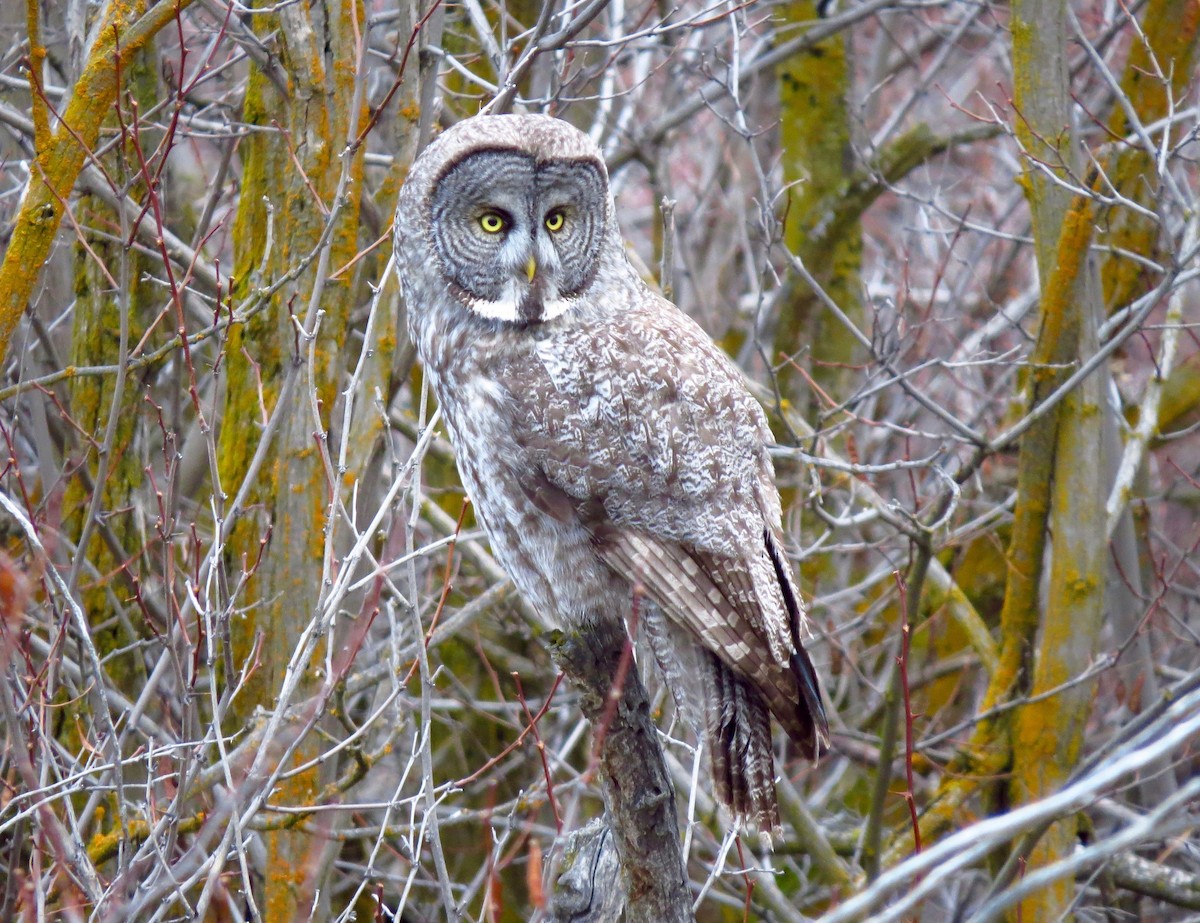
left=525, top=255, right=538, bottom=283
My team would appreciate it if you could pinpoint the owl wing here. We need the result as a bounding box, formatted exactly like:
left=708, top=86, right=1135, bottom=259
left=587, top=522, right=827, bottom=759
left=514, top=297, right=829, bottom=761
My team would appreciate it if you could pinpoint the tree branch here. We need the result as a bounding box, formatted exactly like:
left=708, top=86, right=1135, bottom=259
left=548, top=619, right=694, bottom=923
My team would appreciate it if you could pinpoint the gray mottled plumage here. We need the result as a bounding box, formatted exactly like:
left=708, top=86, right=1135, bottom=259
left=394, top=114, right=829, bottom=833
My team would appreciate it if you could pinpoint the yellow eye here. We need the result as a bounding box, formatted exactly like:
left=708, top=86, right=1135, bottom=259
left=544, top=210, right=565, bottom=232
left=480, top=212, right=506, bottom=233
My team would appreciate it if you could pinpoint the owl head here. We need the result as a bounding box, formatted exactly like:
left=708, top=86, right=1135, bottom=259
left=396, top=115, right=617, bottom=327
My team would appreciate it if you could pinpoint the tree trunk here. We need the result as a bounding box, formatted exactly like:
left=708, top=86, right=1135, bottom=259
left=216, top=0, right=368, bottom=915
left=776, top=0, right=862, bottom=415
left=549, top=620, right=694, bottom=923
left=1007, top=2, right=1107, bottom=917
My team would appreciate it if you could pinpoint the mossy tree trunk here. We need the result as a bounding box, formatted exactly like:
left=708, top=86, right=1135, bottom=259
left=1095, top=0, right=1200, bottom=810
left=63, top=31, right=158, bottom=716
left=1003, top=4, right=1107, bottom=917
left=1096, top=0, right=1200, bottom=469
left=216, top=0, right=367, bottom=916
left=903, top=2, right=1117, bottom=900
left=1098, top=0, right=1200, bottom=315
left=0, top=0, right=197, bottom=363
left=776, top=0, right=862, bottom=415
left=55, top=32, right=169, bottom=885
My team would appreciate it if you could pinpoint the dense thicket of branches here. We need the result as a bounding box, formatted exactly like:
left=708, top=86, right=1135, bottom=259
left=0, top=1, right=1198, bottom=920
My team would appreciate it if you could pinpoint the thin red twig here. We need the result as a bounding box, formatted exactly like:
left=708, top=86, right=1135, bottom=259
left=513, top=671, right=562, bottom=832
left=589, top=584, right=644, bottom=761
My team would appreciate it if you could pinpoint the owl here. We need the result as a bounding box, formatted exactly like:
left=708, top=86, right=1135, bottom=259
left=394, top=114, right=828, bottom=833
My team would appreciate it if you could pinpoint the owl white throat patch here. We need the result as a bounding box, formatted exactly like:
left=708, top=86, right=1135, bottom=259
left=463, top=279, right=575, bottom=325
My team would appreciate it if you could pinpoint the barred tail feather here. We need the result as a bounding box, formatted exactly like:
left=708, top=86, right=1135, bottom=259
left=706, top=651, right=782, bottom=836
left=640, top=607, right=783, bottom=834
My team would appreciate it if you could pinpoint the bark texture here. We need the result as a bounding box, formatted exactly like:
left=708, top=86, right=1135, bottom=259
left=549, top=622, right=694, bottom=923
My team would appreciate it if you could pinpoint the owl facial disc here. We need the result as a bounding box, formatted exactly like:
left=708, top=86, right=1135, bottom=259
left=428, top=149, right=607, bottom=325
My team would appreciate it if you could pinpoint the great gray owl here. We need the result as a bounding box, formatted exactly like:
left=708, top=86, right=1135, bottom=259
left=394, top=113, right=828, bottom=833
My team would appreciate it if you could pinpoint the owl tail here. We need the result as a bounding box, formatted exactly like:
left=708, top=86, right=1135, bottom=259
left=638, top=602, right=781, bottom=835
left=705, top=652, right=783, bottom=838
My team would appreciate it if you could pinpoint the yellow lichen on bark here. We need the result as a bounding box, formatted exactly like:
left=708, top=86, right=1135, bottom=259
left=25, top=0, right=50, bottom=153
left=215, top=0, right=368, bottom=915
left=88, top=812, right=208, bottom=866
left=776, top=0, right=861, bottom=412
left=1099, top=0, right=1200, bottom=313
left=1157, top=352, right=1200, bottom=435
left=912, top=6, right=1111, bottom=902
left=1007, top=3, right=1107, bottom=918
left=0, top=0, right=197, bottom=363
left=63, top=182, right=150, bottom=693
left=909, top=191, right=1099, bottom=852
left=1103, top=2, right=1200, bottom=431
left=1012, top=349, right=1106, bottom=917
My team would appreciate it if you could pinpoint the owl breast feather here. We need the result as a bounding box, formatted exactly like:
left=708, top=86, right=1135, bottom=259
left=481, top=301, right=775, bottom=561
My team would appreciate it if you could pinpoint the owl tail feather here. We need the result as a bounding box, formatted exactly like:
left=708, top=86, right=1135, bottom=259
left=638, top=598, right=787, bottom=839
left=705, top=652, right=783, bottom=839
